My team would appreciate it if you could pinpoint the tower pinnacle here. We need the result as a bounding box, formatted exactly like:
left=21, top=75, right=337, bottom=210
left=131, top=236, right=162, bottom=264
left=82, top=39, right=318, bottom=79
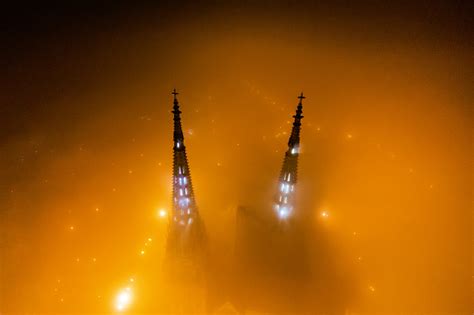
left=288, top=92, right=304, bottom=149
left=163, top=89, right=207, bottom=313
left=166, top=89, right=205, bottom=259
left=172, top=89, right=184, bottom=149
left=274, top=93, right=306, bottom=220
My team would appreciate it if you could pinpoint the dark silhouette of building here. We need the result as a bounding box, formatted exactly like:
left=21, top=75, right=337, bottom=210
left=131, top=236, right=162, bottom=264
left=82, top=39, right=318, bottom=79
left=162, top=89, right=207, bottom=313
left=274, top=92, right=305, bottom=221
left=157, top=91, right=350, bottom=314
left=229, top=94, right=314, bottom=314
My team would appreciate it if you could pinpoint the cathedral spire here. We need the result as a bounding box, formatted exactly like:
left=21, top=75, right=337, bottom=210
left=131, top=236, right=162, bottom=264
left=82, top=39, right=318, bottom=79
left=274, top=93, right=305, bottom=220
left=167, top=89, right=204, bottom=259
left=172, top=88, right=184, bottom=149
left=288, top=92, right=304, bottom=149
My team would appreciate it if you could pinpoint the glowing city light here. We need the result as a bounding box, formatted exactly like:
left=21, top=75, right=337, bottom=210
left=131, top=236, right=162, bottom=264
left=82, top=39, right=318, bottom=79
left=321, top=211, right=329, bottom=218
left=158, top=208, right=167, bottom=218
left=115, top=287, right=133, bottom=312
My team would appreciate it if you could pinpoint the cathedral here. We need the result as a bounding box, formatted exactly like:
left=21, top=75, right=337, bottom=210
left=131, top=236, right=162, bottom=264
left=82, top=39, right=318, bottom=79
left=159, top=90, right=349, bottom=314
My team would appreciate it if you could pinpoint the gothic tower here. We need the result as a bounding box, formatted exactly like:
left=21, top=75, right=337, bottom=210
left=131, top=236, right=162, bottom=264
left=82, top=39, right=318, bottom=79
left=166, top=89, right=206, bottom=260
left=163, top=89, right=207, bottom=313
left=274, top=92, right=305, bottom=220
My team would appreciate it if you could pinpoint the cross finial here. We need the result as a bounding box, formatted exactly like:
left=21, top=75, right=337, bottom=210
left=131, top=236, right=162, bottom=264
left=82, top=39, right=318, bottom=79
left=298, top=92, right=305, bottom=102
left=172, top=88, right=179, bottom=100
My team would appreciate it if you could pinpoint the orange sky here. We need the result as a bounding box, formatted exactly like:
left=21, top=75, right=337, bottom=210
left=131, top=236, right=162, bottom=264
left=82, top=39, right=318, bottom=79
left=0, top=2, right=472, bottom=314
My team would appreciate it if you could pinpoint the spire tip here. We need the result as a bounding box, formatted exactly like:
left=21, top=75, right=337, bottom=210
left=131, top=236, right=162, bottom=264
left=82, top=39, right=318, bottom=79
left=298, top=92, right=305, bottom=102
left=172, top=88, right=179, bottom=101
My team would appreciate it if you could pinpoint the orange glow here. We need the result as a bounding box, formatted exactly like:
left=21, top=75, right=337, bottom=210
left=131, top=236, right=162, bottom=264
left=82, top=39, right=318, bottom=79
left=0, top=2, right=470, bottom=314
left=157, top=208, right=167, bottom=218
left=114, top=287, right=133, bottom=312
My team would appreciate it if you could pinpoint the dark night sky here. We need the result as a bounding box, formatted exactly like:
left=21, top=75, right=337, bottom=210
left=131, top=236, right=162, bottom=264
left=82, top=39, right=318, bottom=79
left=1, top=1, right=472, bottom=141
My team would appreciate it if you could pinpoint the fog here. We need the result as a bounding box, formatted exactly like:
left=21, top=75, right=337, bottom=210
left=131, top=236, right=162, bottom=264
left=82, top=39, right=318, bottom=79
left=0, top=2, right=471, bottom=314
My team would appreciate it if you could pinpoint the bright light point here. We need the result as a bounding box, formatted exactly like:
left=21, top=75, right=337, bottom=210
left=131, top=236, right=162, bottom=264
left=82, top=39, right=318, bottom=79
left=140, top=250, right=145, bottom=255
left=321, top=211, right=329, bottom=218
left=69, top=226, right=74, bottom=231
left=148, top=238, right=152, bottom=242
left=129, top=277, right=134, bottom=282
left=95, top=207, right=99, bottom=212
left=115, top=287, right=133, bottom=312
left=346, top=133, right=353, bottom=139
left=158, top=209, right=167, bottom=218
left=369, top=285, right=375, bottom=292
left=278, top=207, right=290, bottom=219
